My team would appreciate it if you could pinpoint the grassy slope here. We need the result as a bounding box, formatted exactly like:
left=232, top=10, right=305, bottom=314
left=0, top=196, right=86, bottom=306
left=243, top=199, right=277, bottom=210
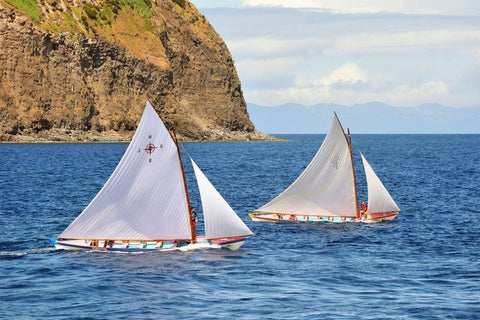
left=2, top=0, right=177, bottom=68
left=4, top=0, right=41, bottom=22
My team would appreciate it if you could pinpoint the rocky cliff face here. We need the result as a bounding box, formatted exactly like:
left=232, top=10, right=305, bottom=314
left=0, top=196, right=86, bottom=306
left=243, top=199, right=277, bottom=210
left=0, top=0, right=267, bottom=141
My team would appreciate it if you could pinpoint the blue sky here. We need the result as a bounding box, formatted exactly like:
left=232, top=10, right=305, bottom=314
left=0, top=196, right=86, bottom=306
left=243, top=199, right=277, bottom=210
left=190, top=0, right=480, bottom=109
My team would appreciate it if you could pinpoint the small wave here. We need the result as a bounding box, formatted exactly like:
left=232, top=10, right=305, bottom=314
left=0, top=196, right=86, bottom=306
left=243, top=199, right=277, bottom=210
left=0, top=247, right=57, bottom=258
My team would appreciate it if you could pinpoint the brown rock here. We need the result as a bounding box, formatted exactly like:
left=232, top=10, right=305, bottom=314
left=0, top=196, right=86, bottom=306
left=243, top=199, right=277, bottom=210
left=0, top=0, right=271, bottom=142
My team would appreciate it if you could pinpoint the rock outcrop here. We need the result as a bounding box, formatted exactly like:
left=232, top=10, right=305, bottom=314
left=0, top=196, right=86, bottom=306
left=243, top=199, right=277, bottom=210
left=0, top=0, right=269, bottom=142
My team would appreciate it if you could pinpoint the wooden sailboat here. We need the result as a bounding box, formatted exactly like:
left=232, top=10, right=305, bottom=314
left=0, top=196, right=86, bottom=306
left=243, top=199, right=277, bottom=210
left=51, top=101, right=253, bottom=252
left=249, top=112, right=400, bottom=223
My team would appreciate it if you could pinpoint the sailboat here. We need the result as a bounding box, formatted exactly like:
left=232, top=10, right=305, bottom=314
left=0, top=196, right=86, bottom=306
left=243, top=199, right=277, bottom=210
left=249, top=113, right=400, bottom=223
left=51, top=101, right=253, bottom=252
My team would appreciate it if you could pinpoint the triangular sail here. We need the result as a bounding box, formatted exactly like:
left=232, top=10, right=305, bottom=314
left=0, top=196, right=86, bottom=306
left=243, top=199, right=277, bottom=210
left=361, top=153, right=400, bottom=213
left=256, top=113, right=357, bottom=217
left=190, top=158, right=253, bottom=239
left=59, top=101, right=192, bottom=241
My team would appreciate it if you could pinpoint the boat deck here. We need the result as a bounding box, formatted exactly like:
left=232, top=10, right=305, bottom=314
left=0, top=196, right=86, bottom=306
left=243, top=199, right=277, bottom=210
left=51, top=236, right=247, bottom=252
left=249, top=212, right=398, bottom=223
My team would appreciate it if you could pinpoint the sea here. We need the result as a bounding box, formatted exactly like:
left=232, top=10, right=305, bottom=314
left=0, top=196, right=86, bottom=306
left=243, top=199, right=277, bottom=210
left=0, top=134, right=479, bottom=319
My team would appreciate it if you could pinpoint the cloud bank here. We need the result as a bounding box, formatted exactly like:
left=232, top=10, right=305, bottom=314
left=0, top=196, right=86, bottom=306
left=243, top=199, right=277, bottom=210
left=191, top=1, right=480, bottom=108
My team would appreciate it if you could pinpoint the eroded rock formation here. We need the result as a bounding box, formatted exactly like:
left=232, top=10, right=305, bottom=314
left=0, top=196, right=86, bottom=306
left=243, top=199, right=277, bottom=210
left=0, top=0, right=267, bottom=141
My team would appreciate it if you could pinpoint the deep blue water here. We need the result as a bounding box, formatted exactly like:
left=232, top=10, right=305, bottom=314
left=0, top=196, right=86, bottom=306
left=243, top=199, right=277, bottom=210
left=1, top=134, right=479, bottom=319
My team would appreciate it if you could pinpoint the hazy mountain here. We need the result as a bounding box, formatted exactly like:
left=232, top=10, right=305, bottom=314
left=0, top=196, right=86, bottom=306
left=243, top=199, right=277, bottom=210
left=248, top=102, right=480, bottom=134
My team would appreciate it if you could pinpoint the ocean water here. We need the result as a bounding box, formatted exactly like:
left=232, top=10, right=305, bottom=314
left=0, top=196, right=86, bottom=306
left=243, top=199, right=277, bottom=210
left=0, top=134, right=479, bottom=319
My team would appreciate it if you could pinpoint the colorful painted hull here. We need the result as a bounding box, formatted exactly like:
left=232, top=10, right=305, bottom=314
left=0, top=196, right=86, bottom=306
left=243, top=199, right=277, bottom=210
left=360, top=211, right=399, bottom=223
left=50, top=236, right=246, bottom=253
left=248, top=211, right=398, bottom=223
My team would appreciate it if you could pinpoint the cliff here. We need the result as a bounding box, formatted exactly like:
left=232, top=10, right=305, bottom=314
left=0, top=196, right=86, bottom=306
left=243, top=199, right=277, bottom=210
left=0, top=0, right=269, bottom=142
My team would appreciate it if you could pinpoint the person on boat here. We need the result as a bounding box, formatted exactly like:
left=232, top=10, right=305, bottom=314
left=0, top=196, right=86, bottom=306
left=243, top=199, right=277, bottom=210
left=188, top=207, right=198, bottom=244
left=361, top=201, right=367, bottom=212
left=191, top=208, right=197, bottom=223
left=102, top=240, right=113, bottom=248
left=360, top=201, right=368, bottom=218
left=190, top=207, right=197, bottom=230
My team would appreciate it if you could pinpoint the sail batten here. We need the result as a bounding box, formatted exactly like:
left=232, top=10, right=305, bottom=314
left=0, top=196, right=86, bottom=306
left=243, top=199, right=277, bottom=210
left=59, top=102, right=192, bottom=240
left=361, top=153, right=401, bottom=214
left=191, top=158, right=253, bottom=239
left=256, top=113, right=357, bottom=217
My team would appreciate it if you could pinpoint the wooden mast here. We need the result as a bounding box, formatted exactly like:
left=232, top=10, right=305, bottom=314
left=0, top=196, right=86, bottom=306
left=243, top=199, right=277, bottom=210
left=148, top=100, right=196, bottom=242
left=347, top=128, right=360, bottom=219
left=171, top=126, right=196, bottom=243
left=334, top=111, right=360, bottom=219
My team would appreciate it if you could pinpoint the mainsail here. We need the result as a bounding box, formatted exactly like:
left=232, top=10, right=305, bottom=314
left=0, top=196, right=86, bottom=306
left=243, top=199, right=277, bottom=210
left=256, top=113, right=357, bottom=217
left=59, top=101, right=192, bottom=241
left=361, top=154, right=401, bottom=214
left=191, top=158, right=254, bottom=239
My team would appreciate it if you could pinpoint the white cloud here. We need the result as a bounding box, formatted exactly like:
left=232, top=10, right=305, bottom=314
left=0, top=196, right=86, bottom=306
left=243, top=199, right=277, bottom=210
left=406, top=81, right=449, bottom=95
left=314, top=62, right=367, bottom=86
left=325, top=29, right=480, bottom=56
left=236, top=57, right=301, bottom=88
left=243, top=62, right=370, bottom=106
left=221, top=15, right=480, bottom=74
left=192, top=2, right=480, bottom=108
left=244, top=78, right=454, bottom=107
left=243, top=0, right=390, bottom=14
left=390, top=81, right=449, bottom=105
left=228, top=37, right=294, bottom=58
left=241, top=0, right=480, bottom=16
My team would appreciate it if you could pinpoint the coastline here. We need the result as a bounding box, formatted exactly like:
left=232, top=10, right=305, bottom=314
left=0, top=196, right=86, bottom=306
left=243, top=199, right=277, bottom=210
left=0, top=129, right=283, bottom=143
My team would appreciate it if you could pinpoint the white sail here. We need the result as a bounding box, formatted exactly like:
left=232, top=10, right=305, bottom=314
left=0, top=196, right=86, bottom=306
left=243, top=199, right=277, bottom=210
left=361, top=153, right=400, bottom=214
left=190, top=158, right=253, bottom=239
left=59, top=101, right=192, bottom=240
left=256, top=113, right=357, bottom=217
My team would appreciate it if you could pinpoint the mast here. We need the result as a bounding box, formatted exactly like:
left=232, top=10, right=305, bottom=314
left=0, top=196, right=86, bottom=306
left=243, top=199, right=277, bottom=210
left=347, top=128, right=360, bottom=219
left=171, top=126, right=196, bottom=242
left=148, top=100, right=195, bottom=242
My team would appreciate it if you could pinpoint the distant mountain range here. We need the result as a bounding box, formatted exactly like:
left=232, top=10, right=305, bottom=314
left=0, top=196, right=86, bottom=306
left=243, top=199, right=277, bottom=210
left=248, top=102, right=480, bottom=134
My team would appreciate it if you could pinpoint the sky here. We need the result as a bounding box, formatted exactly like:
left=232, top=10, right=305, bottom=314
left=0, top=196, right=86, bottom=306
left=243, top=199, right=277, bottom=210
left=189, top=0, right=480, bottom=109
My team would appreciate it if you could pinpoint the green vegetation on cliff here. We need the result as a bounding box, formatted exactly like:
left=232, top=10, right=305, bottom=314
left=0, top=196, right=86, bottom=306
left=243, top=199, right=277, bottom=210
left=0, top=0, right=262, bottom=142
left=2, top=0, right=180, bottom=60
left=5, top=0, right=40, bottom=22
left=4, top=0, right=171, bottom=35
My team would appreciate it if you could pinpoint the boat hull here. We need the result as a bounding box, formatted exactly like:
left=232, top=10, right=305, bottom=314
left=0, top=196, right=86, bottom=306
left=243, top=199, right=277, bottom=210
left=248, top=211, right=398, bottom=223
left=51, top=237, right=247, bottom=253
left=360, top=211, right=399, bottom=223
left=249, top=212, right=357, bottom=222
